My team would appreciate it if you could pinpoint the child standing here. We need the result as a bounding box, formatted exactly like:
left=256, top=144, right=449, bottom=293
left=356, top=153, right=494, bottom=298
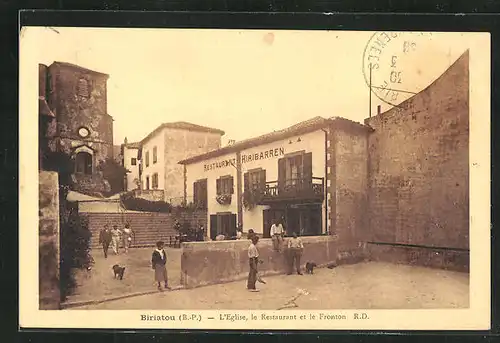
left=247, top=235, right=261, bottom=292
left=151, top=241, right=171, bottom=291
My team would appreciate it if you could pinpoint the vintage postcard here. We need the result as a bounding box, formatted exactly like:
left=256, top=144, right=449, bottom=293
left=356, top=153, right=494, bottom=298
left=19, top=27, right=490, bottom=330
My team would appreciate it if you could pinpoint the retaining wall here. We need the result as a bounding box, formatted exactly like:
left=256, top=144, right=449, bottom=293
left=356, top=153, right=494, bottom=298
left=180, top=235, right=366, bottom=289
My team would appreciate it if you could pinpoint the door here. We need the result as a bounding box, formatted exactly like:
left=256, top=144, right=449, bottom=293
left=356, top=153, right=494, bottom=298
left=210, top=215, right=217, bottom=240
left=286, top=208, right=300, bottom=236
left=263, top=209, right=272, bottom=238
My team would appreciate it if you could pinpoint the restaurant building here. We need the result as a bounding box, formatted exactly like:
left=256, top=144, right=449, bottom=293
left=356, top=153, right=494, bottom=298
left=179, top=116, right=372, bottom=239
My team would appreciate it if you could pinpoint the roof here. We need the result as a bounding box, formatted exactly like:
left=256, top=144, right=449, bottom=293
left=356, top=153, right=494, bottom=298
left=50, top=61, right=109, bottom=78
left=179, top=116, right=371, bottom=165
left=123, top=142, right=141, bottom=149
left=140, top=121, right=225, bottom=144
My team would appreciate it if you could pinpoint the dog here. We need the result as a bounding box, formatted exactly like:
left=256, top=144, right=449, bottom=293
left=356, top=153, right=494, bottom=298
left=305, top=262, right=317, bottom=274
left=112, top=264, right=126, bottom=280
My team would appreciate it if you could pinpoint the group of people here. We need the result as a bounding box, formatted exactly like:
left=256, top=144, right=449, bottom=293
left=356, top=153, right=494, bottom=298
left=246, top=222, right=305, bottom=292
left=98, top=223, right=134, bottom=258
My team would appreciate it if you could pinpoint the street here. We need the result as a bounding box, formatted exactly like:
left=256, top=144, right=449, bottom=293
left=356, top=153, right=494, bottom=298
left=68, top=260, right=469, bottom=310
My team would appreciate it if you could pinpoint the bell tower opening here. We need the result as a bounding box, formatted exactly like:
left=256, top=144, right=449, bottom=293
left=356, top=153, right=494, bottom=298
left=75, top=151, right=93, bottom=175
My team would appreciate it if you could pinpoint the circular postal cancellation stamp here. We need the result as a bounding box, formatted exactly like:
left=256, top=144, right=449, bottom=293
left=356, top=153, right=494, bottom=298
left=362, top=31, right=435, bottom=107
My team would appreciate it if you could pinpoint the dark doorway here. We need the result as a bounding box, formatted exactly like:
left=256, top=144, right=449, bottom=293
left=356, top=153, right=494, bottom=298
left=263, top=209, right=286, bottom=238
left=210, top=213, right=237, bottom=239
left=75, top=151, right=92, bottom=174
left=279, top=204, right=322, bottom=236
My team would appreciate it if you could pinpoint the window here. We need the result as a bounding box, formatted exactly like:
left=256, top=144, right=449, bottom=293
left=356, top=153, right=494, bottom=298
left=75, top=151, right=93, bottom=174
left=278, top=152, right=313, bottom=190
left=131, top=158, right=137, bottom=166
left=285, top=154, right=304, bottom=186
left=244, top=169, right=266, bottom=192
left=145, top=151, right=150, bottom=167
left=145, top=176, right=150, bottom=190
left=152, top=173, right=158, bottom=189
left=153, top=146, right=157, bottom=164
left=216, top=175, right=234, bottom=195
left=77, top=78, right=90, bottom=98
left=193, top=179, right=208, bottom=209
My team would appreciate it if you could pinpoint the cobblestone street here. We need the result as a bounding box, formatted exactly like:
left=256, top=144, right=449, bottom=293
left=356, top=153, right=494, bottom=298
left=69, top=260, right=469, bottom=310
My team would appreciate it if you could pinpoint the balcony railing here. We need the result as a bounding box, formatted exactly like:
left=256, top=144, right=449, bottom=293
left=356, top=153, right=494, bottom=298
left=258, top=177, right=324, bottom=204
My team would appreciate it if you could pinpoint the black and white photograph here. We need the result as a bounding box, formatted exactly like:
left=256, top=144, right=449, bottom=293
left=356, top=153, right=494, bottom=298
left=19, top=26, right=490, bottom=330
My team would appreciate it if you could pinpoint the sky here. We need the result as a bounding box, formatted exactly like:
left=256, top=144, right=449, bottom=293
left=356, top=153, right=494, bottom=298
left=22, top=27, right=477, bottom=145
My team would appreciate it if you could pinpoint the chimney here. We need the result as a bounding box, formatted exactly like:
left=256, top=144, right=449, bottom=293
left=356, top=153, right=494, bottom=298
left=377, top=105, right=381, bottom=116
left=124, top=137, right=128, bottom=144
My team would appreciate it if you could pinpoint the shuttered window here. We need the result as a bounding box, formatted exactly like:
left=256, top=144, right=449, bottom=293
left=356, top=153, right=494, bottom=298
left=193, top=179, right=208, bottom=209
left=152, top=173, right=158, bottom=189
left=244, top=169, right=266, bottom=192
left=278, top=152, right=313, bottom=188
left=216, top=175, right=234, bottom=195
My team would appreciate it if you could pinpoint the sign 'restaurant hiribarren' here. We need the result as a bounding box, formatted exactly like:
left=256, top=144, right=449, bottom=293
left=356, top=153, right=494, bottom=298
left=204, top=147, right=285, bottom=172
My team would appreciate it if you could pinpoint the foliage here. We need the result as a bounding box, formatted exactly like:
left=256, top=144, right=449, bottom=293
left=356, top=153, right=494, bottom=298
left=120, top=192, right=173, bottom=213
left=97, top=157, right=129, bottom=196
left=215, top=193, right=232, bottom=205
left=242, top=190, right=262, bottom=210
left=60, top=206, right=92, bottom=301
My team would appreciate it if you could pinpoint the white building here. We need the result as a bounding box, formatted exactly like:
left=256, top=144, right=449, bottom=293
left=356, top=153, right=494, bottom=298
left=121, top=139, right=141, bottom=191
left=179, top=117, right=335, bottom=239
left=137, top=122, right=225, bottom=204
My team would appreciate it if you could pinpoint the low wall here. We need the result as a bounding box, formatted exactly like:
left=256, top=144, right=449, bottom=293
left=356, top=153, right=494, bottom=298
left=82, top=210, right=207, bottom=249
left=39, top=171, right=61, bottom=310
left=180, top=235, right=367, bottom=289
left=366, top=243, right=469, bottom=272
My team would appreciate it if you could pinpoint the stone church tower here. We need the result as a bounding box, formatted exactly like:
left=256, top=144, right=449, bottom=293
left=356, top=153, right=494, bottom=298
left=39, top=61, right=114, bottom=194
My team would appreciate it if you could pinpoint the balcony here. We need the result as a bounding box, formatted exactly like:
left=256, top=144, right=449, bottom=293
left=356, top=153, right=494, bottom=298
left=258, top=177, right=325, bottom=205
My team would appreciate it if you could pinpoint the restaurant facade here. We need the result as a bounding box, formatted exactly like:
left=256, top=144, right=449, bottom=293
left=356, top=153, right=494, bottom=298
left=179, top=116, right=372, bottom=240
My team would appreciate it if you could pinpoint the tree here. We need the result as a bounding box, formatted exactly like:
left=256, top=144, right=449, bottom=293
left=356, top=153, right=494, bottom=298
left=97, top=157, right=129, bottom=196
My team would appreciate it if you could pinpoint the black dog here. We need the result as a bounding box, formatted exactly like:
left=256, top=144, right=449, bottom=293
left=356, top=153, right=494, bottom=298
left=305, top=262, right=317, bottom=274
left=112, top=264, right=126, bottom=280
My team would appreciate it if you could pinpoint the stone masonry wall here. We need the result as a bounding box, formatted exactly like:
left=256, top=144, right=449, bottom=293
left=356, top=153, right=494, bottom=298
left=364, top=51, right=469, bottom=251
left=331, top=125, right=370, bottom=252
left=82, top=210, right=208, bottom=249
left=47, top=63, right=114, bottom=164
left=180, top=235, right=366, bottom=289
left=163, top=129, right=221, bottom=202
left=39, top=171, right=60, bottom=310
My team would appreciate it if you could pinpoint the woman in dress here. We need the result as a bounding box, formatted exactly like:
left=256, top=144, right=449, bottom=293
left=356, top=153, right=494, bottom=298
left=151, top=241, right=171, bottom=291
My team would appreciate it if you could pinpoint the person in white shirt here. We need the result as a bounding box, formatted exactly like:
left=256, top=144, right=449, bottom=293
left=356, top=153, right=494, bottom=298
left=247, top=235, right=261, bottom=292
left=287, top=232, right=304, bottom=275
left=236, top=230, right=242, bottom=240
left=122, top=223, right=133, bottom=253
left=270, top=220, right=284, bottom=252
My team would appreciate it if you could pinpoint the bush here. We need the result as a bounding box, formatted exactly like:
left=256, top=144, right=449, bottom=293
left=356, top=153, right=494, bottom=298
left=60, top=206, right=92, bottom=301
left=120, top=192, right=173, bottom=213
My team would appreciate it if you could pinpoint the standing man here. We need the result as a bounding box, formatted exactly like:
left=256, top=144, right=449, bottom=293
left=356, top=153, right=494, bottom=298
left=287, top=232, right=304, bottom=275
left=270, top=219, right=284, bottom=252
left=98, top=224, right=112, bottom=258
left=110, top=225, right=122, bottom=255
left=247, top=235, right=261, bottom=292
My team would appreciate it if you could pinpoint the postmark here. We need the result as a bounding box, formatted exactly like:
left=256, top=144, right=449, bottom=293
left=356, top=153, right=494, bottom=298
left=362, top=31, right=434, bottom=107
